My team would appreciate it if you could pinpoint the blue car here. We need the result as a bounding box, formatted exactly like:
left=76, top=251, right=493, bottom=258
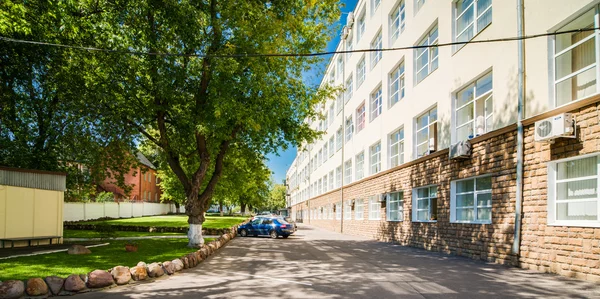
left=238, top=217, right=294, bottom=239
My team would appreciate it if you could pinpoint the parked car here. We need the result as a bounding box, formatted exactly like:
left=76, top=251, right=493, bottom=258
left=238, top=217, right=294, bottom=239
left=282, top=216, right=297, bottom=232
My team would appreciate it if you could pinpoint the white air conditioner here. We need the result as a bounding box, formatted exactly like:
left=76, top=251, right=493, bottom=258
left=449, top=140, right=472, bottom=160
left=347, top=12, right=354, bottom=28
left=534, top=113, right=575, bottom=142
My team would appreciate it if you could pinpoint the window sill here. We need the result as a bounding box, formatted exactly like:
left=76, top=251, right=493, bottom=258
left=387, top=220, right=403, bottom=222
left=412, top=220, right=437, bottom=223
left=548, top=222, right=600, bottom=228
left=451, top=220, right=491, bottom=225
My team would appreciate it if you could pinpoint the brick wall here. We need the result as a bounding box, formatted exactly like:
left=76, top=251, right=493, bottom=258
left=520, top=101, right=600, bottom=281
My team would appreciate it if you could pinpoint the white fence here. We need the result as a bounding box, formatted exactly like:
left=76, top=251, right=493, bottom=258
left=63, top=202, right=186, bottom=222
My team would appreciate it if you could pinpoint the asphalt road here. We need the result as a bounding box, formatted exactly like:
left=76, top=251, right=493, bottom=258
left=79, top=224, right=600, bottom=298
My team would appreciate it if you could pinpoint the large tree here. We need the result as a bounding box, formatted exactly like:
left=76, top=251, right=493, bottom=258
left=81, top=0, right=339, bottom=246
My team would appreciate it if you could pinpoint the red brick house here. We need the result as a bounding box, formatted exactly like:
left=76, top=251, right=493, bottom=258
left=98, top=152, right=162, bottom=202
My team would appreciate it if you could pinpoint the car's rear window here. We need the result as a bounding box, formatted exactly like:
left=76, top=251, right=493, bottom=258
left=276, top=219, right=289, bottom=225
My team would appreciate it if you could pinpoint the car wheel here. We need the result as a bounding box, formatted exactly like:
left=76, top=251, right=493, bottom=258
left=269, top=230, right=278, bottom=239
left=240, top=229, right=248, bottom=237
left=282, top=235, right=289, bottom=239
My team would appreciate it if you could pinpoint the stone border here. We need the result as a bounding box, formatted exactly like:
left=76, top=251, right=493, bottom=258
left=63, top=222, right=233, bottom=236
left=0, top=227, right=240, bottom=298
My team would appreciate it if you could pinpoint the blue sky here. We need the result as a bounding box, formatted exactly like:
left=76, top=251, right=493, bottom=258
left=266, top=0, right=359, bottom=184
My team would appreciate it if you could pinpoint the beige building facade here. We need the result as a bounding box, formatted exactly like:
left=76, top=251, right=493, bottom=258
left=286, top=0, right=600, bottom=281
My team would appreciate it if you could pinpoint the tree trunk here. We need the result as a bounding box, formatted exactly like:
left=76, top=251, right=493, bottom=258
left=185, top=191, right=205, bottom=248
left=241, top=203, right=246, bottom=215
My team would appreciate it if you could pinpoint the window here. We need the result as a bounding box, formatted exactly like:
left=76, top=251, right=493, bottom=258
left=328, top=204, right=334, bottom=219
left=370, top=142, right=381, bottom=174
left=356, top=102, right=366, bottom=132
left=415, top=106, right=438, bottom=158
left=370, top=86, right=383, bottom=121
left=455, top=0, right=492, bottom=44
left=357, top=57, right=366, bottom=88
left=336, top=126, right=343, bottom=151
left=312, top=154, right=317, bottom=171
left=415, top=0, right=426, bottom=12
left=371, top=0, right=381, bottom=16
left=318, top=178, right=322, bottom=194
left=344, top=201, right=352, bottom=220
left=389, top=62, right=405, bottom=107
left=415, top=25, right=439, bottom=83
left=323, top=144, right=328, bottom=163
left=356, top=152, right=365, bottom=180
left=336, top=203, right=342, bottom=219
left=554, top=8, right=599, bottom=106
left=323, top=175, right=328, bottom=192
left=329, top=70, right=335, bottom=84
left=413, top=186, right=438, bottom=222
left=389, top=128, right=404, bottom=168
left=329, top=104, right=335, bottom=126
left=387, top=191, right=404, bottom=221
left=344, top=159, right=353, bottom=184
left=371, top=31, right=383, bottom=68
left=318, top=207, right=322, bottom=219
left=346, top=34, right=353, bottom=59
left=451, top=176, right=492, bottom=223
left=390, top=1, right=406, bottom=44
left=345, top=116, right=354, bottom=143
left=336, top=166, right=342, bottom=188
left=337, top=56, right=344, bottom=80
left=345, top=75, right=354, bottom=103
left=318, top=149, right=323, bottom=166
left=357, top=12, right=366, bottom=42
left=455, top=72, right=493, bottom=141
left=336, top=93, right=343, bottom=115
left=548, top=154, right=600, bottom=226
left=369, top=196, right=381, bottom=220
left=329, top=136, right=335, bottom=157
left=329, top=171, right=334, bottom=190
left=355, top=199, right=364, bottom=220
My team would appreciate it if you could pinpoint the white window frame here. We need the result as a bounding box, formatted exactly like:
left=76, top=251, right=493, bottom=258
left=356, top=151, right=365, bottom=180
left=336, top=126, right=343, bottom=151
left=344, top=201, right=352, bottom=220
left=357, top=10, right=366, bottom=42
left=323, top=175, right=328, bottom=192
left=336, top=203, right=342, bottom=220
left=329, top=136, right=335, bottom=157
left=547, top=153, right=600, bottom=227
left=412, top=185, right=438, bottom=222
left=346, top=33, right=354, bottom=59
left=387, top=191, right=404, bottom=221
left=450, top=175, right=493, bottom=224
left=454, top=72, right=494, bottom=142
left=389, top=127, right=404, bottom=168
left=336, top=93, right=343, bottom=115
left=344, top=159, right=353, bottom=184
left=390, top=1, right=406, bottom=44
left=357, top=56, right=366, bottom=88
left=329, top=170, right=334, bottom=190
left=345, top=75, right=354, bottom=103
left=415, top=24, right=439, bottom=84
left=328, top=204, right=334, bottom=220
left=323, top=143, right=328, bottom=163
left=371, top=0, right=381, bottom=16
left=415, top=106, right=437, bottom=159
left=370, top=141, right=382, bottom=174
left=370, top=85, right=383, bottom=121
left=454, top=0, right=492, bottom=47
left=337, top=56, right=344, bottom=80
left=345, top=116, right=354, bottom=143
left=356, top=101, right=366, bottom=132
left=355, top=199, right=364, bottom=220
left=368, top=195, right=381, bottom=220
left=415, top=0, right=426, bottom=13
left=389, top=61, right=405, bottom=108
left=370, top=30, right=383, bottom=69
left=329, top=104, right=335, bottom=126
left=336, top=166, right=342, bottom=188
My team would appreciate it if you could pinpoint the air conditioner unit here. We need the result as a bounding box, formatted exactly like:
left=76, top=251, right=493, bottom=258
left=449, top=140, right=472, bottom=160
left=377, top=194, right=386, bottom=202
left=342, top=26, right=350, bottom=39
left=346, top=12, right=355, bottom=28
left=534, top=113, right=575, bottom=142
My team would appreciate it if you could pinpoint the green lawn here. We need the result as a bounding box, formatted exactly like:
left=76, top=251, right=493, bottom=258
left=75, top=215, right=248, bottom=229
left=0, top=238, right=213, bottom=281
left=64, top=230, right=184, bottom=239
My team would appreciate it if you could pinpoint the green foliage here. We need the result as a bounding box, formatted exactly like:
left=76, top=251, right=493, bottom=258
left=94, top=191, right=115, bottom=203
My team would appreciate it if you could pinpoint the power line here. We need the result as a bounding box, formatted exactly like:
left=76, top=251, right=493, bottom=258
left=0, top=27, right=596, bottom=58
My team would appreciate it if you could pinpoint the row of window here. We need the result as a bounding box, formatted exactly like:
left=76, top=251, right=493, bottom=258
left=142, top=190, right=159, bottom=202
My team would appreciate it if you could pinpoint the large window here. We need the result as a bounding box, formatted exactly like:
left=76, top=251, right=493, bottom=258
left=336, top=203, right=342, bottom=220
left=329, top=170, right=334, bottom=190
left=323, top=143, right=328, bottom=163
left=336, top=166, right=342, bottom=188
left=415, top=25, right=439, bottom=83
left=336, top=126, right=343, bottom=151
left=345, top=75, right=354, bottom=103
left=344, top=159, right=353, bottom=184
left=450, top=176, right=492, bottom=223
left=329, top=104, right=335, bottom=126
left=356, top=151, right=365, bottom=180
left=370, top=141, right=381, bottom=174
left=355, top=199, right=364, bottom=220
left=329, top=136, right=335, bottom=157
left=416, top=106, right=437, bottom=158
left=390, top=1, right=406, bottom=44
left=548, top=154, right=600, bottom=226
left=371, top=31, right=383, bottom=68
left=554, top=8, right=599, bottom=106
left=370, top=86, right=383, bottom=121
left=455, top=72, right=493, bottom=141
left=356, top=102, right=366, bottom=132
left=371, top=0, right=381, bottom=16
left=455, top=0, right=492, bottom=44
left=369, top=196, right=381, bottom=220
left=317, top=149, right=322, bottom=166
left=337, top=56, right=344, bottom=80
left=413, top=186, right=438, bottom=222
left=328, top=204, right=333, bottom=220
left=323, top=175, right=328, bottom=192
left=318, top=178, right=322, bottom=194
left=357, top=57, right=366, bottom=88
left=345, top=116, right=354, bottom=143
left=336, top=93, right=343, bottom=115
left=387, top=191, right=404, bottom=221
left=357, top=11, right=366, bottom=42
left=389, top=128, right=404, bottom=168
left=415, top=0, right=426, bottom=12
left=389, top=62, right=405, bottom=107
left=346, top=33, right=354, bottom=59
left=344, top=201, right=352, bottom=220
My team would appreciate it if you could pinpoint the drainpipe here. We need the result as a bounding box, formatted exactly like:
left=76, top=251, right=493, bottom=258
left=512, top=0, right=525, bottom=257
left=340, top=24, right=348, bottom=234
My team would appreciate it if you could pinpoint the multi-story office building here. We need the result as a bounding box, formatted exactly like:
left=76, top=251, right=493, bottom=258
left=286, top=0, right=600, bottom=281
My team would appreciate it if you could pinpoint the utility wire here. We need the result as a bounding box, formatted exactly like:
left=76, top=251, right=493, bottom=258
left=0, top=27, right=596, bottom=58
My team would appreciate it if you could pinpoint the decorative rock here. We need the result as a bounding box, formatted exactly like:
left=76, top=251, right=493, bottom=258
left=208, top=242, right=217, bottom=252
left=221, top=233, right=230, bottom=242
left=44, top=276, right=64, bottom=296
left=87, top=270, right=114, bottom=288
left=0, top=280, right=25, bottom=299
left=25, top=278, right=48, bottom=296
left=64, top=274, right=86, bottom=292
left=130, top=262, right=148, bottom=281
left=187, top=254, right=197, bottom=268
left=67, top=244, right=91, bottom=255
left=147, top=263, right=164, bottom=277
left=110, top=266, right=131, bottom=285
left=200, top=247, right=209, bottom=259
left=162, top=261, right=175, bottom=275
left=181, top=256, right=189, bottom=269
left=172, top=259, right=184, bottom=272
